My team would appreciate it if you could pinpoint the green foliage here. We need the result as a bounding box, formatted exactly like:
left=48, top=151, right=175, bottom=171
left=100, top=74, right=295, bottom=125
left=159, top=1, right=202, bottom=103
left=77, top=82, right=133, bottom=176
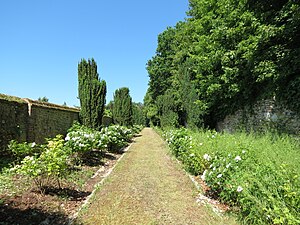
left=37, top=96, right=49, bottom=102
left=132, top=102, right=146, bottom=126
left=112, top=87, right=133, bottom=126
left=10, top=122, right=137, bottom=192
left=146, top=0, right=300, bottom=129
left=156, top=90, right=179, bottom=128
left=8, top=140, right=41, bottom=162
left=162, top=128, right=300, bottom=224
left=16, top=135, right=69, bottom=190
left=78, top=58, right=107, bottom=130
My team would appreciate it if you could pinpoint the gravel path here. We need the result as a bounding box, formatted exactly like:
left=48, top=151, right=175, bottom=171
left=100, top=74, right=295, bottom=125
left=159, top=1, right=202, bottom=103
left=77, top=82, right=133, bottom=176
left=77, top=128, right=236, bottom=225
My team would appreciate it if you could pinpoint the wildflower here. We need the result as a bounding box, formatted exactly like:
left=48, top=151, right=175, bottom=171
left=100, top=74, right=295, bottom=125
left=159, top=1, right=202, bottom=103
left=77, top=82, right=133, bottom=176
left=235, top=156, right=242, bottom=161
left=217, top=173, right=222, bottom=178
left=203, top=154, right=211, bottom=161
left=31, top=142, right=36, bottom=148
left=237, top=186, right=243, bottom=192
left=189, top=153, right=195, bottom=157
left=242, top=150, right=246, bottom=154
left=65, top=135, right=70, bottom=141
left=226, top=163, right=231, bottom=168
left=201, top=170, right=207, bottom=181
left=199, top=143, right=203, bottom=146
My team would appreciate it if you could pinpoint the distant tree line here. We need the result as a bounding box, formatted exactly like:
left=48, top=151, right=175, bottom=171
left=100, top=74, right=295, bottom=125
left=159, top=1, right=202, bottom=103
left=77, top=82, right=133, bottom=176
left=144, top=0, right=300, bottom=129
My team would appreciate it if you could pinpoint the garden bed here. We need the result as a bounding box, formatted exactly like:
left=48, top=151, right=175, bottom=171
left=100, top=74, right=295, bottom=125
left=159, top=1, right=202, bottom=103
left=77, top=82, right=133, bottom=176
left=0, top=150, right=125, bottom=225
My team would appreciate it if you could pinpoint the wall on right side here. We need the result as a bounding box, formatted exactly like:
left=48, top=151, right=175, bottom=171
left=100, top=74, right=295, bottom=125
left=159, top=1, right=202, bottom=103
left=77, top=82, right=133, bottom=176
left=217, top=99, right=300, bottom=134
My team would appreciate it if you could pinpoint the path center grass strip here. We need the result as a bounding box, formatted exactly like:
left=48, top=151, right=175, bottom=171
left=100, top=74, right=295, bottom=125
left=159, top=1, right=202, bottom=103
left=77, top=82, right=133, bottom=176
left=76, top=128, right=237, bottom=225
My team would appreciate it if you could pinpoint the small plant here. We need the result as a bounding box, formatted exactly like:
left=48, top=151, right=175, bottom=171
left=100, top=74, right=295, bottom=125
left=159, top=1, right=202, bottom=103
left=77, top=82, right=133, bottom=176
left=15, top=135, right=70, bottom=191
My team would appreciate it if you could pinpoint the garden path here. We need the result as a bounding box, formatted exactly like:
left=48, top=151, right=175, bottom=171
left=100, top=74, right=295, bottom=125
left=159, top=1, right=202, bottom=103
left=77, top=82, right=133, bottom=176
left=77, top=128, right=236, bottom=225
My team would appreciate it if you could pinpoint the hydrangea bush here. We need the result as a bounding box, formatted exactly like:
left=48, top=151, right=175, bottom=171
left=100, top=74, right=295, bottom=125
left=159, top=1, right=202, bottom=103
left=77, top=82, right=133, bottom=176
left=9, top=123, right=139, bottom=192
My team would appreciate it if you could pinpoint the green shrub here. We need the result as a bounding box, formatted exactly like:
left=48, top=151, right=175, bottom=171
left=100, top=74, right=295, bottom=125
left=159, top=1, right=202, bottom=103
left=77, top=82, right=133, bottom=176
left=15, top=135, right=70, bottom=191
left=8, top=140, right=41, bottom=162
left=162, top=128, right=300, bottom=224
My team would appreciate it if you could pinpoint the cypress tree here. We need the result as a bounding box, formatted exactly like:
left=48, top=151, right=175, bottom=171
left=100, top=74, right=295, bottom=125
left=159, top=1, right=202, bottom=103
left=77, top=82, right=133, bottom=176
left=113, top=87, right=133, bottom=126
left=78, top=58, right=106, bottom=129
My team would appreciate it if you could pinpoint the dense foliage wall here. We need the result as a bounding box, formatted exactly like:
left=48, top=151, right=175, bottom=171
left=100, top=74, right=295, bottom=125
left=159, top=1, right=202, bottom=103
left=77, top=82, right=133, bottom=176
left=145, top=0, right=300, bottom=130
left=0, top=94, right=79, bottom=151
left=78, top=58, right=106, bottom=130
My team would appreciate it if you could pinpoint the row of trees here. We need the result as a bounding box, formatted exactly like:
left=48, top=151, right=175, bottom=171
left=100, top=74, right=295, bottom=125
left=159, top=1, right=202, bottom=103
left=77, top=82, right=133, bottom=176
left=78, top=58, right=145, bottom=128
left=145, top=0, right=300, bottom=129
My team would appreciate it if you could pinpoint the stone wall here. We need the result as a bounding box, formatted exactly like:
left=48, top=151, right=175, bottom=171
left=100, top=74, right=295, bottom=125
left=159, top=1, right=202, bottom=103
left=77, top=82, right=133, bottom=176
left=217, top=98, right=300, bottom=134
left=0, top=94, right=79, bottom=150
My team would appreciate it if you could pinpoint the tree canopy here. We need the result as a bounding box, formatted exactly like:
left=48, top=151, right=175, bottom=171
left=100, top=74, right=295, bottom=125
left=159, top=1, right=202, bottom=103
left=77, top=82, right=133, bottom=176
left=145, top=0, right=300, bottom=128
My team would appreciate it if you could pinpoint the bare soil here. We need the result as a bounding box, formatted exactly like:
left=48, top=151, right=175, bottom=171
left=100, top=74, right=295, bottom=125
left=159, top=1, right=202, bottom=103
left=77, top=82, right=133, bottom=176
left=0, top=151, right=125, bottom=225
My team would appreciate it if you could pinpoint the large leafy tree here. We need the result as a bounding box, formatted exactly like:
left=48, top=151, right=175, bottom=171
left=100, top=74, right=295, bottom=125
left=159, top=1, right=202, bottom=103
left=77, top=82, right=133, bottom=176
left=145, top=0, right=300, bottom=129
left=78, top=58, right=107, bottom=129
left=113, top=87, right=133, bottom=126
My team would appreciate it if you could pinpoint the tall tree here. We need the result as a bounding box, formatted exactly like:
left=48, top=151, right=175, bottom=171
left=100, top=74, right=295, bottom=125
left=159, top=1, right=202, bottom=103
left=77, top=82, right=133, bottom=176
left=113, top=87, right=133, bottom=126
left=132, top=102, right=146, bottom=126
left=78, top=58, right=106, bottom=129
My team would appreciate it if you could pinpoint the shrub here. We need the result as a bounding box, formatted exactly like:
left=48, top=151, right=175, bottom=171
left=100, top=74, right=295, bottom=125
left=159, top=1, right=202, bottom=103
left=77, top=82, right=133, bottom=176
left=15, top=135, right=70, bottom=191
left=8, top=140, right=41, bottom=162
left=162, top=128, right=300, bottom=224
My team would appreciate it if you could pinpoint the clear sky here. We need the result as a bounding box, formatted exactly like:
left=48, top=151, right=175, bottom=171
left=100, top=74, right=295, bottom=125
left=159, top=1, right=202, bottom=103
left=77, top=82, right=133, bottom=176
left=0, top=0, right=188, bottom=107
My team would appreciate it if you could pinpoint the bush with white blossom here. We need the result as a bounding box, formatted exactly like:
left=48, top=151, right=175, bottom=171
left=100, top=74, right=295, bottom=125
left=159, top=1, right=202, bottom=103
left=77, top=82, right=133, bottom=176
left=162, top=128, right=300, bottom=224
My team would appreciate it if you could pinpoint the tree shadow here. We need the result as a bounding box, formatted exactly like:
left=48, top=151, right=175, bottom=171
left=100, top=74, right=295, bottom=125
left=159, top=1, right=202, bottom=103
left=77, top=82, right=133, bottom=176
left=0, top=203, right=69, bottom=225
left=80, top=150, right=117, bottom=167
left=42, top=186, right=91, bottom=201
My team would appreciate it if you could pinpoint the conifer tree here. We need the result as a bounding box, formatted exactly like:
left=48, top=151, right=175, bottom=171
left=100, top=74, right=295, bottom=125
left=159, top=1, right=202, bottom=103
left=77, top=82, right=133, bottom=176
left=78, top=58, right=106, bottom=129
left=113, top=87, right=133, bottom=126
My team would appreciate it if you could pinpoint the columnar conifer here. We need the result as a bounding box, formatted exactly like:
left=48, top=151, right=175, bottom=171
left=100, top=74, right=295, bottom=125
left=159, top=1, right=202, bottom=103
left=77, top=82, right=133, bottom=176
left=78, top=58, right=106, bottom=129
left=113, top=87, right=133, bottom=126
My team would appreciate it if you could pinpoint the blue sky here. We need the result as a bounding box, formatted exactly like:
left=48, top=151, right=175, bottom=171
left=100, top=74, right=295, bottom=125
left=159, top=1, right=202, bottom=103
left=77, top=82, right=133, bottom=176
left=0, top=0, right=188, bottom=106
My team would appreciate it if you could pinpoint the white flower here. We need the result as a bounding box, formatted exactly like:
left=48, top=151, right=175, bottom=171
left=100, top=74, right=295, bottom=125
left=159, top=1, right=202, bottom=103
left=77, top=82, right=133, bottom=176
left=199, top=143, right=203, bottom=146
left=217, top=173, right=222, bottom=178
left=201, top=170, right=207, bottom=181
left=65, top=135, right=70, bottom=141
left=237, top=186, right=243, bottom=192
left=213, top=167, right=216, bottom=171
left=189, top=153, right=195, bottom=157
left=203, top=154, right=211, bottom=161
left=226, top=163, right=231, bottom=168
left=31, top=142, right=36, bottom=148
left=242, top=150, right=246, bottom=154
left=235, top=156, right=242, bottom=161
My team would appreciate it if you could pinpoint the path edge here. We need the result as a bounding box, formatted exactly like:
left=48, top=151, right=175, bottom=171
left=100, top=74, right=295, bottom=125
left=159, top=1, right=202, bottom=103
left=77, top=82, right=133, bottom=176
left=67, top=139, right=136, bottom=225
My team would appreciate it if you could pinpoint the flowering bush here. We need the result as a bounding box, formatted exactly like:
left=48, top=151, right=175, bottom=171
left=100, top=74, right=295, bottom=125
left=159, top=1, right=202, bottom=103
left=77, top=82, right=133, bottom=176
left=162, top=128, right=300, bottom=224
left=10, top=123, right=136, bottom=192
left=64, top=124, right=134, bottom=154
left=102, top=125, right=133, bottom=152
left=8, top=140, right=41, bottom=162
left=163, top=128, right=205, bottom=175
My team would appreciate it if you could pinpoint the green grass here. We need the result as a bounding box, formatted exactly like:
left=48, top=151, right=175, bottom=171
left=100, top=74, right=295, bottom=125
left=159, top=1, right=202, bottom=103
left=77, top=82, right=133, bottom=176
left=77, top=128, right=237, bottom=225
left=163, top=128, right=300, bottom=224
